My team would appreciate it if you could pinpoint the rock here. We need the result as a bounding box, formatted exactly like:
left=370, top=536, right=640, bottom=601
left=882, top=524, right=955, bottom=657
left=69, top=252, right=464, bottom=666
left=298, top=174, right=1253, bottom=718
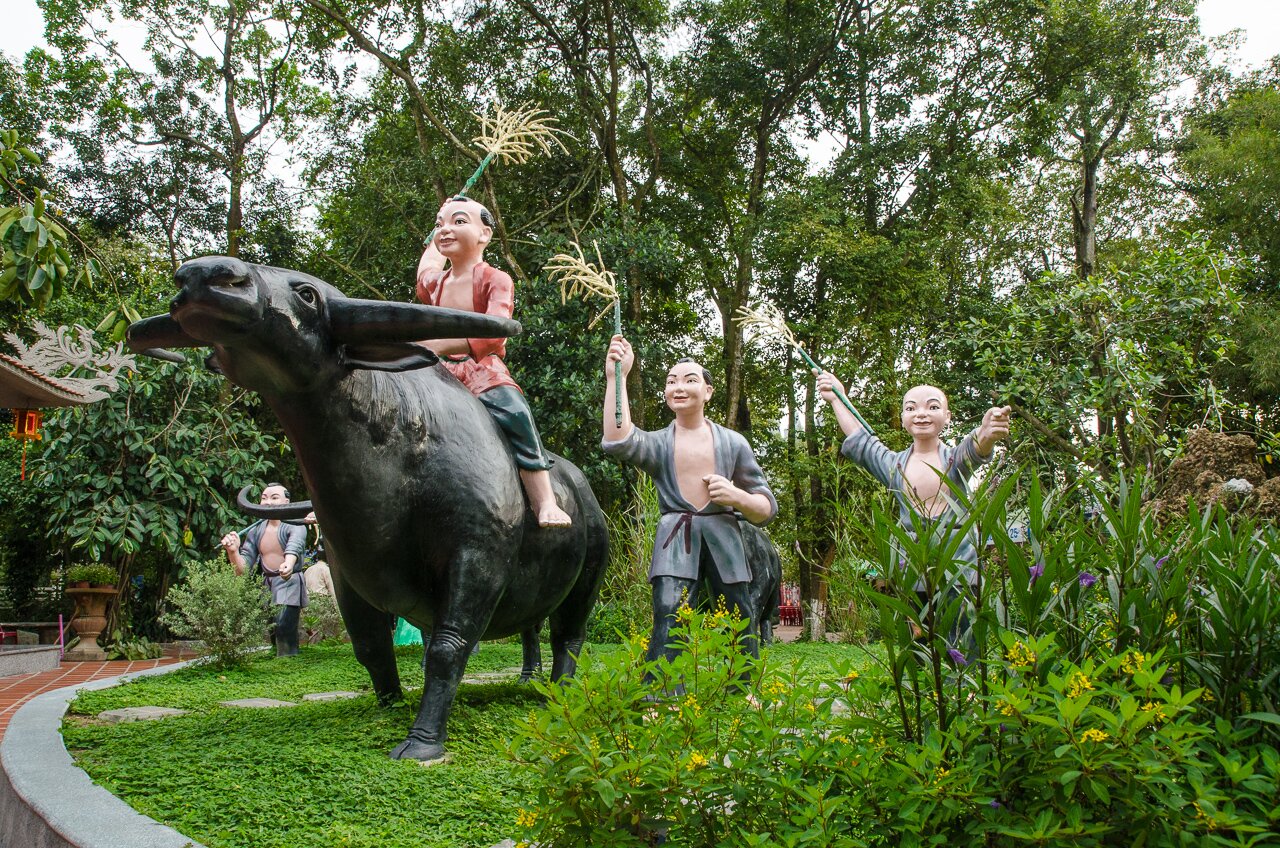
left=1221, top=478, right=1255, bottom=495
left=98, top=706, right=189, bottom=723
left=218, top=698, right=297, bottom=709
left=302, top=691, right=362, bottom=701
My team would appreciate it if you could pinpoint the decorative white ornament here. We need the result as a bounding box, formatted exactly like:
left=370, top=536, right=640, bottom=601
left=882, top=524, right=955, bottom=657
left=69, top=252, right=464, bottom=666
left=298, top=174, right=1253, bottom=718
left=2, top=321, right=136, bottom=402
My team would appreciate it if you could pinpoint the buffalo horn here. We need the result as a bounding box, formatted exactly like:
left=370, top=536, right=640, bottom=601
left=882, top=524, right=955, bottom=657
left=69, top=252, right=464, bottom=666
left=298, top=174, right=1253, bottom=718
left=328, top=300, right=521, bottom=345
left=236, top=484, right=315, bottom=522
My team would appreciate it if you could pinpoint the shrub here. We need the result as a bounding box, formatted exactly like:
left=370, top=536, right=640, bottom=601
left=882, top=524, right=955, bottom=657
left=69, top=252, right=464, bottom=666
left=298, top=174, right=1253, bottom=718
left=511, top=610, right=1279, bottom=847
left=160, top=559, right=271, bottom=667
left=585, top=600, right=632, bottom=644
left=300, top=593, right=345, bottom=644
left=66, top=563, right=118, bottom=586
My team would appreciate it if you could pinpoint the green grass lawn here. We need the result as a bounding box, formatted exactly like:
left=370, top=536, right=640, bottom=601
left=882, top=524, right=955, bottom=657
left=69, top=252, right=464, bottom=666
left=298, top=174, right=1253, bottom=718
left=63, top=640, right=876, bottom=848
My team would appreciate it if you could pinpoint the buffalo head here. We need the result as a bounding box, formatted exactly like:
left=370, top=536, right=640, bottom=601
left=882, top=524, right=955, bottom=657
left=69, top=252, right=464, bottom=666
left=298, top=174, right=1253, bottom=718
left=127, top=256, right=520, bottom=394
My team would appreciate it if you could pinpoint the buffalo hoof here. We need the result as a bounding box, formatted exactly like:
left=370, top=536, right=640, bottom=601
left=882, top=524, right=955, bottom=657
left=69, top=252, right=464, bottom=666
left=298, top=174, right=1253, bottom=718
left=390, top=738, right=448, bottom=762
left=376, top=689, right=404, bottom=708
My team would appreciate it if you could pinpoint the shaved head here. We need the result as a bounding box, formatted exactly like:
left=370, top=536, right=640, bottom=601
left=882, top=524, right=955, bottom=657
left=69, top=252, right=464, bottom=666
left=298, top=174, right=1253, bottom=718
left=902, top=384, right=949, bottom=410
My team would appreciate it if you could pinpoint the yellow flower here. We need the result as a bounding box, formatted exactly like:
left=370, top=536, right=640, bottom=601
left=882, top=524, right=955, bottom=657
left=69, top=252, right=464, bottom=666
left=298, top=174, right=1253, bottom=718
left=1141, top=701, right=1168, bottom=722
left=687, top=751, right=709, bottom=770
left=1120, top=651, right=1146, bottom=676
left=844, top=670, right=860, bottom=684
left=1165, top=609, right=1178, bottom=627
left=1080, top=728, right=1109, bottom=743
left=682, top=694, right=702, bottom=716
left=932, top=767, right=950, bottom=784
left=1005, top=641, right=1037, bottom=669
left=515, top=809, right=538, bottom=828
left=1066, top=671, right=1094, bottom=699
left=997, top=699, right=1016, bottom=717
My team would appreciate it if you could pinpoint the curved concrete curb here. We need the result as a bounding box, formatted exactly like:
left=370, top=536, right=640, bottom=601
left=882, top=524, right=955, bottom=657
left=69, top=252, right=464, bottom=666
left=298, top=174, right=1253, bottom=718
left=0, top=661, right=205, bottom=848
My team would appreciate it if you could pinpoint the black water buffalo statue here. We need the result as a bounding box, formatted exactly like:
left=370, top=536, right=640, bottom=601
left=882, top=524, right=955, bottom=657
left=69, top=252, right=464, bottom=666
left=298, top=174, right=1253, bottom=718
left=128, top=256, right=610, bottom=762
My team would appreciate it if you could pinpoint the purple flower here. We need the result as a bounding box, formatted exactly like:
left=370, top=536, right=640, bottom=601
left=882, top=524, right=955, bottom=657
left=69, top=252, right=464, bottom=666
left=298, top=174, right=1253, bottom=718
left=1028, top=563, right=1045, bottom=584
left=947, top=648, right=968, bottom=666
left=1078, top=572, right=1098, bottom=589
left=1155, top=556, right=1168, bottom=571
left=989, top=799, right=1003, bottom=810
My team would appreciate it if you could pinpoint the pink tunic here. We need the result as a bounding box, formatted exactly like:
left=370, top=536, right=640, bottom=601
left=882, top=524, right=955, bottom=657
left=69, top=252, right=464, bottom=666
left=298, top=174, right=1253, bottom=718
left=415, top=262, right=521, bottom=396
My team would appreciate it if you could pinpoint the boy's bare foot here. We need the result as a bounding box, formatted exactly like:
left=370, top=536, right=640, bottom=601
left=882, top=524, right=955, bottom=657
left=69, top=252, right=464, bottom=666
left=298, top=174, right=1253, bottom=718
left=521, top=468, right=572, bottom=527
left=537, top=504, right=573, bottom=528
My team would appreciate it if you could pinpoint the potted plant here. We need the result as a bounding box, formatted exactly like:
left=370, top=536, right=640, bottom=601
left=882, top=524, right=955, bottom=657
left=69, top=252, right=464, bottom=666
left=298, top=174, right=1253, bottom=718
left=64, top=564, right=119, bottom=661
left=66, top=563, right=117, bottom=589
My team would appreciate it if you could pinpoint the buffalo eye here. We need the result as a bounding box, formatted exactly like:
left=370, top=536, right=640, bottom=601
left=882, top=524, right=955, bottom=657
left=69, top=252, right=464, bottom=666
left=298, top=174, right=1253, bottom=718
left=294, top=285, right=318, bottom=306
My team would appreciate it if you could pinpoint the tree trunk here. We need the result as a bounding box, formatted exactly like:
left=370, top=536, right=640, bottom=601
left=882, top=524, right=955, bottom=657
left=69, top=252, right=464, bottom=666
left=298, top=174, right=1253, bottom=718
left=227, top=154, right=243, bottom=257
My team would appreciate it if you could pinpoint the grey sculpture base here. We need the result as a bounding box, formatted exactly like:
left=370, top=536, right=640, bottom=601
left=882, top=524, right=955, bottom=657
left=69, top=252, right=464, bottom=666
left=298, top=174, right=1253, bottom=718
left=0, top=661, right=204, bottom=848
left=0, top=645, right=60, bottom=678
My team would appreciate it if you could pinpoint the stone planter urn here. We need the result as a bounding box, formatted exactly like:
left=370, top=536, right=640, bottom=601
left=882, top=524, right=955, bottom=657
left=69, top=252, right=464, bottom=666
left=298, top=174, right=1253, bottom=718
left=64, top=586, right=116, bottom=661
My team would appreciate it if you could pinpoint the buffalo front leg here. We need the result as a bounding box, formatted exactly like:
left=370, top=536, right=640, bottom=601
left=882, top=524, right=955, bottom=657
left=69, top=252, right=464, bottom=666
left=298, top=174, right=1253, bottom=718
left=390, top=622, right=477, bottom=761
left=332, top=574, right=402, bottom=706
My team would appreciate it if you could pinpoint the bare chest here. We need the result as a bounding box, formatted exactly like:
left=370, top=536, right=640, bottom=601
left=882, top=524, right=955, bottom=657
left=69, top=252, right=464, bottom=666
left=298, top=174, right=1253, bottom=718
left=673, top=426, right=715, bottom=509
left=258, top=524, right=286, bottom=568
left=903, top=452, right=947, bottom=516
left=437, top=276, right=475, bottom=312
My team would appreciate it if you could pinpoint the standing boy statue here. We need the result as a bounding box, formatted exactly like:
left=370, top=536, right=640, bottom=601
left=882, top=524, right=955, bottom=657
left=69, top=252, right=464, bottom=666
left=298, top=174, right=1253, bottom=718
left=815, top=372, right=1010, bottom=642
left=603, top=335, right=777, bottom=665
left=416, top=196, right=571, bottom=527
left=220, top=483, right=309, bottom=657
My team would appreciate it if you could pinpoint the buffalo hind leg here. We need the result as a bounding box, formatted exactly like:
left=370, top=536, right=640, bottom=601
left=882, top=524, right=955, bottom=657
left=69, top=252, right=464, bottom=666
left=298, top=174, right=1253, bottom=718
left=519, top=621, right=543, bottom=683
left=332, top=574, right=402, bottom=706
left=391, top=622, right=475, bottom=761
left=548, top=608, right=590, bottom=681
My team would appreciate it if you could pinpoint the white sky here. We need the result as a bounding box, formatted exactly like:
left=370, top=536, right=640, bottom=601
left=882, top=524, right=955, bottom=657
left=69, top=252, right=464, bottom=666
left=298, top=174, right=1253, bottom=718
left=5, top=0, right=1279, bottom=67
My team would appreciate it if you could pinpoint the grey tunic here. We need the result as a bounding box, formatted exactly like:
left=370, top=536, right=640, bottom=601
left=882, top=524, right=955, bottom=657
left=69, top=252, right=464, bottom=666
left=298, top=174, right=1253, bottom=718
left=239, top=520, right=309, bottom=607
left=841, top=428, right=991, bottom=588
left=603, top=421, right=778, bottom=584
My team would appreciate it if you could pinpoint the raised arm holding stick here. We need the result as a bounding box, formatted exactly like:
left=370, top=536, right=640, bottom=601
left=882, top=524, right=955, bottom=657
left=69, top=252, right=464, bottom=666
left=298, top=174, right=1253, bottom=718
left=547, top=241, right=624, bottom=427
left=735, top=302, right=875, bottom=435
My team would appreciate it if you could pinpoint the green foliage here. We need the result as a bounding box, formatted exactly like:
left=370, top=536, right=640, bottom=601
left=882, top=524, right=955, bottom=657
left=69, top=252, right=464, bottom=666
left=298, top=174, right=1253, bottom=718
left=159, top=559, right=272, bottom=668
left=511, top=609, right=870, bottom=847
left=300, top=592, right=346, bottom=644
left=587, top=475, right=660, bottom=643
left=513, top=598, right=1280, bottom=846
left=35, top=356, right=280, bottom=573
left=0, top=128, right=97, bottom=306
left=103, top=627, right=164, bottom=660
left=0, top=439, right=57, bottom=617
left=971, top=242, right=1242, bottom=475
left=65, top=563, right=117, bottom=586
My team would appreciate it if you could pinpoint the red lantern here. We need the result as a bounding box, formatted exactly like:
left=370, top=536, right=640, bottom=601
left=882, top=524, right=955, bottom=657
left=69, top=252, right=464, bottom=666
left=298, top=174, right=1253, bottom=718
left=9, top=408, right=43, bottom=479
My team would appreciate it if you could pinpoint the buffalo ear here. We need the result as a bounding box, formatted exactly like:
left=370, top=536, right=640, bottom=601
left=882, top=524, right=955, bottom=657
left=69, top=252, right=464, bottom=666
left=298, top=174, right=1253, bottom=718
left=340, top=342, right=440, bottom=373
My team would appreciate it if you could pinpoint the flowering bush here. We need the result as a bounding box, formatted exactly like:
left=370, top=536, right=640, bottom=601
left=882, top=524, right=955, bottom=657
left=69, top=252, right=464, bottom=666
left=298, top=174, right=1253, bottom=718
left=511, top=610, right=1280, bottom=846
